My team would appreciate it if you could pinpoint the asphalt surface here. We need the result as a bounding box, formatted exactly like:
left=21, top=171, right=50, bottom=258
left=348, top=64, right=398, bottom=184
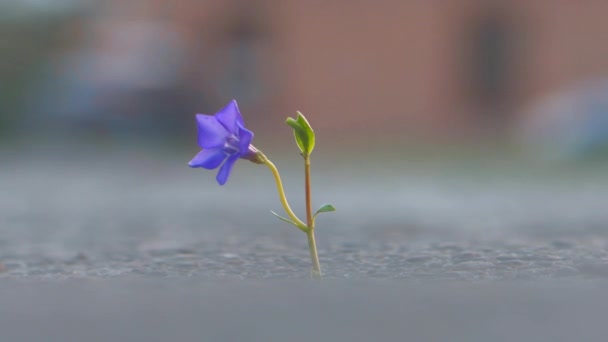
left=1, top=144, right=608, bottom=341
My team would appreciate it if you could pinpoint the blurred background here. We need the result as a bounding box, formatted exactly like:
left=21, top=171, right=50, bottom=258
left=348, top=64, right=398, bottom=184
left=3, top=3, right=608, bottom=339
left=2, top=0, right=608, bottom=158
left=2, top=0, right=608, bottom=278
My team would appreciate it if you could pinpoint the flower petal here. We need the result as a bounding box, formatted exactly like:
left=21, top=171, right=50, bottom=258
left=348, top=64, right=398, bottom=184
left=188, top=148, right=226, bottom=169
left=196, top=114, right=229, bottom=148
left=216, top=154, right=239, bottom=185
left=236, top=121, right=254, bottom=155
left=215, top=100, right=245, bottom=134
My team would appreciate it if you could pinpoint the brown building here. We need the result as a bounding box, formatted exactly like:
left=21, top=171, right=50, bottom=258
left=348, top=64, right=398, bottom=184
left=99, top=0, right=608, bottom=143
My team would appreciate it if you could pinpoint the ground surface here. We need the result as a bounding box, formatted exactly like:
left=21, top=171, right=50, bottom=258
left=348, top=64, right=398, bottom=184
left=1, top=144, right=608, bottom=341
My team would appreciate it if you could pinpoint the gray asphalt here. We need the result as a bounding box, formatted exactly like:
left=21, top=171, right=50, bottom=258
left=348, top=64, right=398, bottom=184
left=1, top=144, right=608, bottom=341
left=2, top=279, right=608, bottom=342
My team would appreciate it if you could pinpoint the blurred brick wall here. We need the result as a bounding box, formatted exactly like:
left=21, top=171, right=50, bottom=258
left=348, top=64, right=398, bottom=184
left=104, top=0, right=608, bottom=142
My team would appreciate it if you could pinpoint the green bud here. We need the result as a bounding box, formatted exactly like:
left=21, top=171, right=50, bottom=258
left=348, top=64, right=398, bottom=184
left=286, top=111, right=315, bottom=157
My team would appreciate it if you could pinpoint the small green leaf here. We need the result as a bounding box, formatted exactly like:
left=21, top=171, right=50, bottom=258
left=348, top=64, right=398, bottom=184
left=270, top=211, right=307, bottom=232
left=314, top=203, right=336, bottom=218
left=270, top=210, right=297, bottom=225
left=295, top=111, right=315, bottom=153
left=286, top=111, right=315, bottom=157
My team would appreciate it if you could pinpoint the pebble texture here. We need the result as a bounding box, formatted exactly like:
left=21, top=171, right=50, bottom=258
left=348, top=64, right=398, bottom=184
left=1, top=147, right=607, bottom=281
left=2, top=146, right=608, bottom=342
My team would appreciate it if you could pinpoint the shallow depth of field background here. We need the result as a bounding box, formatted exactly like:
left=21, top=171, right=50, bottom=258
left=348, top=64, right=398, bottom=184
left=3, top=0, right=608, bottom=156
left=2, top=0, right=608, bottom=272
left=2, top=2, right=608, bottom=341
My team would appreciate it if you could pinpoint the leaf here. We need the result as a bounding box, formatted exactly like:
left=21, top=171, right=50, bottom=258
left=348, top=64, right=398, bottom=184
left=270, top=210, right=298, bottom=227
left=314, top=203, right=336, bottom=218
left=286, top=111, right=315, bottom=157
left=295, top=111, right=315, bottom=154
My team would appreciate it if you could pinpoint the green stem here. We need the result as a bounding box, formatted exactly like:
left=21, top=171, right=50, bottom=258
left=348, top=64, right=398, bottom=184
left=259, top=152, right=306, bottom=229
left=304, top=156, right=321, bottom=278
left=257, top=151, right=322, bottom=278
left=304, top=157, right=313, bottom=227
left=307, top=229, right=322, bottom=279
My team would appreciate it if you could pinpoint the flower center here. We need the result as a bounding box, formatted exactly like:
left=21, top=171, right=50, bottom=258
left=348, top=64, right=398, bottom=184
left=223, top=134, right=240, bottom=155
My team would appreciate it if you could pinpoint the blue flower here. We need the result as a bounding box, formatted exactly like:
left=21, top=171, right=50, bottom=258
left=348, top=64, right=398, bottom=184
left=188, top=100, right=258, bottom=185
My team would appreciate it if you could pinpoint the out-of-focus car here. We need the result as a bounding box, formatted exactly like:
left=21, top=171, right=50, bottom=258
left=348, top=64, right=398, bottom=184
left=517, top=79, right=608, bottom=160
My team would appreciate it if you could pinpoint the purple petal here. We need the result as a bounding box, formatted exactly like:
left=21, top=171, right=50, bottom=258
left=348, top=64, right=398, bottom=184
left=188, top=148, right=226, bottom=169
left=236, top=121, right=254, bottom=155
left=216, top=154, right=239, bottom=185
left=215, top=100, right=245, bottom=134
left=196, top=114, right=229, bottom=149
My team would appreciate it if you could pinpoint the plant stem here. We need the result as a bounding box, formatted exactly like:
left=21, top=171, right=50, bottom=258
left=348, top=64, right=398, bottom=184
left=307, top=229, right=322, bottom=279
left=304, top=157, right=313, bottom=226
left=304, top=156, right=321, bottom=278
left=257, top=150, right=321, bottom=278
left=259, top=153, right=306, bottom=229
